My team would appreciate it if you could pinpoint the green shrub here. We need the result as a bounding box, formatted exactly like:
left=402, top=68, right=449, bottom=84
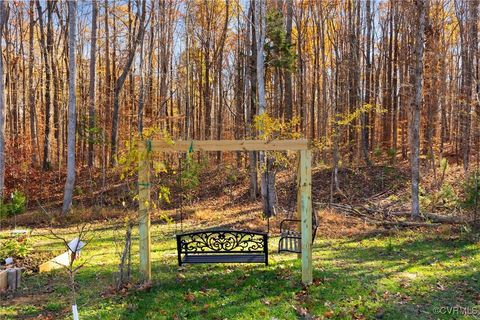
left=225, top=165, right=240, bottom=184
left=420, top=183, right=458, bottom=212
left=0, top=190, right=27, bottom=218
left=179, top=152, right=203, bottom=203
left=387, top=148, right=397, bottom=159
left=373, top=147, right=382, bottom=158
left=462, top=171, right=480, bottom=209
left=0, top=235, right=33, bottom=259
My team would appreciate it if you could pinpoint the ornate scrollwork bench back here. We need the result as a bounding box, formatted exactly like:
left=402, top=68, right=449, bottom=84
left=176, top=230, right=268, bottom=266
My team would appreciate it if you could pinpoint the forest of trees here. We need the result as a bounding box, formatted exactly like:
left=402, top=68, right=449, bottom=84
left=0, top=0, right=479, bottom=216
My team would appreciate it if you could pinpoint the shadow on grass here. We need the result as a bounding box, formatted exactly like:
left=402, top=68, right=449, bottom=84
left=119, top=261, right=304, bottom=320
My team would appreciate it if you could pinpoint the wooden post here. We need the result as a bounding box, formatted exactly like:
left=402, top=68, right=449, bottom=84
left=296, top=152, right=302, bottom=259
left=0, top=270, right=8, bottom=290
left=138, top=141, right=151, bottom=282
left=299, top=149, right=312, bottom=285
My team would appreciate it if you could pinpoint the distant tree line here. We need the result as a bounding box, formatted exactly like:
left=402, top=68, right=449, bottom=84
left=0, top=0, right=478, bottom=217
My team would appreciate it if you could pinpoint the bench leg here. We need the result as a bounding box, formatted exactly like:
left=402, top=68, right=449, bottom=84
left=264, top=234, right=269, bottom=266
left=176, top=235, right=182, bottom=266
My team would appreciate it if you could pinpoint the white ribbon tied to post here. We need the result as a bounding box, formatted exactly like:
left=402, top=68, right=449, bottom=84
left=72, top=304, right=79, bottom=320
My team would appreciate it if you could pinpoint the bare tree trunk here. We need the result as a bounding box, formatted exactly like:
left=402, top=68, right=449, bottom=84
left=62, top=0, right=77, bottom=214
left=296, top=7, right=306, bottom=133
left=392, top=5, right=400, bottom=164
left=140, top=2, right=155, bottom=136
left=411, top=0, right=426, bottom=219
left=137, top=23, right=146, bottom=135
left=127, top=0, right=134, bottom=138
left=347, top=0, right=360, bottom=163
left=104, top=0, right=111, bottom=167
left=36, top=0, right=51, bottom=170
left=185, top=2, right=191, bottom=139
left=247, top=1, right=258, bottom=199
left=110, top=0, right=147, bottom=165
left=463, top=0, right=478, bottom=172
left=20, top=14, right=27, bottom=148
left=234, top=7, right=244, bottom=165
left=47, top=1, right=60, bottom=167
left=284, top=0, right=293, bottom=121
left=0, top=2, right=8, bottom=198
left=475, top=1, right=480, bottom=170
left=331, top=51, right=340, bottom=196
left=255, top=0, right=276, bottom=217
left=362, top=0, right=372, bottom=165
left=28, top=1, right=37, bottom=166
left=216, top=55, right=223, bottom=162
left=88, top=0, right=98, bottom=167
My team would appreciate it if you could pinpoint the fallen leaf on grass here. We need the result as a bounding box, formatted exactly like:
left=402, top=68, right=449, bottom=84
left=184, top=292, right=195, bottom=302
left=323, top=310, right=334, bottom=318
left=136, top=281, right=152, bottom=292
left=177, top=273, right=186, bottom=283
left=293, top=305, right=317, bottom=320
left=201, top=304, right=210, bottom=312
left=293, top=305, right=308, bottom=316
left=436, top=282, right=445, bottom=291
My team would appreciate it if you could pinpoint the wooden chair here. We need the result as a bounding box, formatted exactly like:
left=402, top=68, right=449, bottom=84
left=278, top=209, right=318, bottom=253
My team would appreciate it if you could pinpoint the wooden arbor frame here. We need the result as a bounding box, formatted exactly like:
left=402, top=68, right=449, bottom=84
left=138, top=139, right=313, bottom=285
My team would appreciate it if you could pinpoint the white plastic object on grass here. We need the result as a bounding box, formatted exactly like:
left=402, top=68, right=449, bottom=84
left=67, top=238, right=85, bottom=254
left=72, top=304, right=79, bottom=320
left=5, top=257, right=13, bottom=265
left=10, top=229, right=28, bottom=236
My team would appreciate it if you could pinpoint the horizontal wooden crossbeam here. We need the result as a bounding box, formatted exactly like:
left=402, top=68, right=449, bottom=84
left=150, top=139, right=309, bottom=152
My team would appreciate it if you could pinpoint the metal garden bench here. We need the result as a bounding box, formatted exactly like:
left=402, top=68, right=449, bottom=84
left=176, top=230, right=268, bottom=266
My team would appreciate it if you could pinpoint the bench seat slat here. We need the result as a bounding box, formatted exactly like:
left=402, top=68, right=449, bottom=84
left=182, top=254, right=266, bottom=264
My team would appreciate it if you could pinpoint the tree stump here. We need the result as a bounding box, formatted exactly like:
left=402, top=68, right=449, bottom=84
left=6, top=268, right=21, bottom=291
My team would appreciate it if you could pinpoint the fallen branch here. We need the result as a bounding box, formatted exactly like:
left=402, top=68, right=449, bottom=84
left=373, top=219, right=441, bottom=228
left=387, top=211, right=471, bottom=225
left=315, top=201, right=471, bottom=226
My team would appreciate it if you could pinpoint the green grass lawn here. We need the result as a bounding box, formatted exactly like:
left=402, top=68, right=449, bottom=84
left=1, top=220, right=479, bottom=319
